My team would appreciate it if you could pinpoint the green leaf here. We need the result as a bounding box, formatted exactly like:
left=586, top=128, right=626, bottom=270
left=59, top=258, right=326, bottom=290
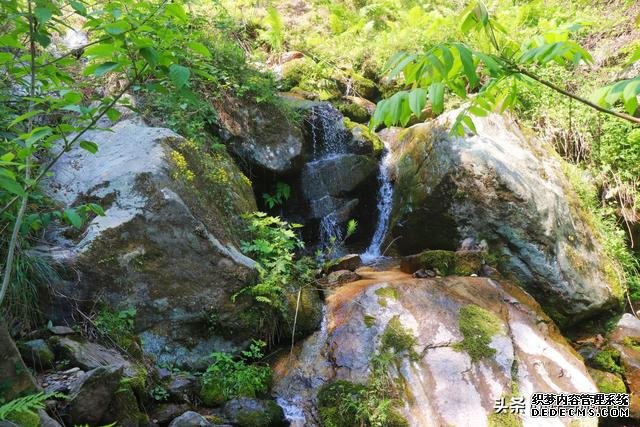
left=169, top=64, right=190, bottom=89
left=455, top=43, right=479, bottom=87
left=94, top=62, right=120, bottom=77
left=104, top=21, right=130, bottom=36
left=622, top=79, right=640, bottom=114
left=428, top=82, right=445, bottom=114
left=106, top=108, right=121, bottom=122
left=165, top=3, right=188, bottom=22
left=85, top=43, right=117, bottom=59
left=188, top=42, right=211, bottom=59
left=88, top=203, right=106, bottom=216
left=139, top=46, right=159, bottom=67
left=79, top=140, right=99, bottom=154
left=408, top=88, right=427, bottom=118
left=64, top=208, right=83, bottom=229
left=8, top=110, right=43, bottom=129
left=0, top=176, right=25, bottom=196
left=34, top=6, right=53, bottom=24
left=70, top=1, right=87, bottom=16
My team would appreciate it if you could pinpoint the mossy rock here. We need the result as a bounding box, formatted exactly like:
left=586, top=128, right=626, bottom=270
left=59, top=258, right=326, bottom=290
left=200, top=378, right=226, bottom=406
left=284, top=286, right=323, bottom=338
left=454, top=304, right=505, bottom=362
left=5, top=410, right=40, bottom=427
left=488, top=411, right=522, bottom=427
left=335, top=100, right=370, bottom=123
left=223, top=397, right=285, bottom=427
left=588, top=368, right=627, bottom=393
left=18, top=339, right=55, bottom=370
left=105, top=380, right=149, bottom=426
left=400, top=250, right=484, bottom=276
left=344, top=118, right=384, bottom=155
left=591, top=347, right=623, bottom=374
left=381, top=316, right=418, bottom=360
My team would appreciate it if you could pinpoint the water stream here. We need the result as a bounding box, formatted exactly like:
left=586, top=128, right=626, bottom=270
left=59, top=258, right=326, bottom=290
left=361, top=147, right=394, bottom=263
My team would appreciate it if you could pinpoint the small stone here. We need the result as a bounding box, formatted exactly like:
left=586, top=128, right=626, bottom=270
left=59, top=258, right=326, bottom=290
left=325, top=270, right=360, bottom=286
left=48, top=325, right=76, bottom=336
left=150, top=403, right=191, bottom=424
left=325, top=254, right=362, bottom=273
left=63, top=367, right=80, bottom=374
left=168, top=411, right=213, bottom=427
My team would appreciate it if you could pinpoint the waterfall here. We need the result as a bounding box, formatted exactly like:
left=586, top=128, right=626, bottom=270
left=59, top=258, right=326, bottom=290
left=361, top=148, right=393, bottom=263
left=305, top=104, right=352, bottom=250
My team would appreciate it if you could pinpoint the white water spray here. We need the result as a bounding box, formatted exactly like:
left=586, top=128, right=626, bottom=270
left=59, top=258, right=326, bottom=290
left=361, top=148, right=394, bottom=263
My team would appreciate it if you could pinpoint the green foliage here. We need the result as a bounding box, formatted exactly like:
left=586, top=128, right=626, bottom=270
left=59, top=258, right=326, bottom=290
left=0, top=392, right=57, bottom=420
left=150, top=385, right=169, bottom=402
left=454, top=304, right=504, bottom=362
left=262, top=182, right=291, bottom=209
left=200, top=340, right=272, bottom=405
left=261, top=7, right=285, bottom=52
left=380, top=316, right=419, bottom=361
left=237, top=212, right=312, bottom=311
left=372, top=4, right=593, bottom=133
left=94, top=307, right=137, bottom=352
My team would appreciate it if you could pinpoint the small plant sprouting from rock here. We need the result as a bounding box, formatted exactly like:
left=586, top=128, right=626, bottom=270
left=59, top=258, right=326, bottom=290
left=262, top=182, right=291, bottom=209
left=454, top=304, right=504, bottom=362
left=94, top=307, right=138, bottom=353
left=200, top=340, right=272, bottom=406
left=150, top=385, right=169, bottom=402
left=381, top=316, right=419, bottom=361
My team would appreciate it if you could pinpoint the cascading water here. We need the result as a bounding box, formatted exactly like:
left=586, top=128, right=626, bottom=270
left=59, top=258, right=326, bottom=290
left=304, top=105, right=352, bottom=250
left=361, top=146, right=394, bottom=263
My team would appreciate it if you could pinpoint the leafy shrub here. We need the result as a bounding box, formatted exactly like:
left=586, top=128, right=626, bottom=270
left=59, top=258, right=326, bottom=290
left=236, top=212, right=314, bottom=311
left=200, top=340, right=272, bottom=406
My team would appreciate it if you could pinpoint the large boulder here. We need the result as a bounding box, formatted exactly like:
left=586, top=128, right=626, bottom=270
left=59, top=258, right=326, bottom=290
left=387, top=112, right=623, bottom=324
left=66, top=365, right=123, bottom=425
left=40, top=114, right=258, bottom=367
left=273, top=269, right=598, bottom=427
left=215, top=95, right=307, bottom=174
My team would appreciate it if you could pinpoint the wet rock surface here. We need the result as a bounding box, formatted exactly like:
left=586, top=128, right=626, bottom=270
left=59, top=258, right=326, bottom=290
left=274, top=268, right=597, bottom=427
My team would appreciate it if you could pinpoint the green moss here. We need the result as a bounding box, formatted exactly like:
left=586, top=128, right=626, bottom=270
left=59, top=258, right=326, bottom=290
left=200, top=377, right=227, bottom=406
left=364, top=314, right=376, bottom=328
left=622, top=336, right=640, bottom=351
left=417, top=250, right=455, bottom=275
left=453, top=251, right=484, bottom=276
left=375, top=286, right=399, bottom=300
left=588, top=368, right=627, bottom=394
left=381, top=316, right=419, bottom=360
left=454, top=304, right=504, bottom=362
left=336, top=100, right=369, bottom=123
left=488, top=411, right=522, bottom=427
left=108, top=380, right=148, bottom=426
left=6, top=410, right=40, bottom=427
left=233, top=400, right=283, bottom=427
left=592, top=347, right=623, bottom=374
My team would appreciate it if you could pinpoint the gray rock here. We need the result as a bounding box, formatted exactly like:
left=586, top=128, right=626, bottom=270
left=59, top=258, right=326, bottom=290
left=38, top=410, right=63, bottom=427
left=215, top=96, right=307, bottom=173
left=274, top=272, right=598, bottom=427
left=49, top=336, right=131, bottom=373
left=301, top=154, right=377, bottom=202
left=19, top=338, right=55, bottom=370
left=48, top=325, right=75, bottom=336
left=150, top=403, right=191, bottom=424
left=223, top=398, right=285, bottom=427
left=39, top=115, right=258, bottom=365
left=326, top=254, right=362, bottom=273
left=168, top=373, right=198, bottom=403
left=387, top=112, right=622, bottom=324
left=168, top=411, right=213, bottom=427
left=67, top=365, right=123, bottom=425
left=0, top=323, right=37, bottom=402
left=325, top=270, right=360, bottom=286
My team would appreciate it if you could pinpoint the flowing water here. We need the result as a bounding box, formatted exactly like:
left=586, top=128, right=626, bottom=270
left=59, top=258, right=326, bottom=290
left=361, top=147, right=394, bottom=263
left=306, top=104, right=352, bottom=250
